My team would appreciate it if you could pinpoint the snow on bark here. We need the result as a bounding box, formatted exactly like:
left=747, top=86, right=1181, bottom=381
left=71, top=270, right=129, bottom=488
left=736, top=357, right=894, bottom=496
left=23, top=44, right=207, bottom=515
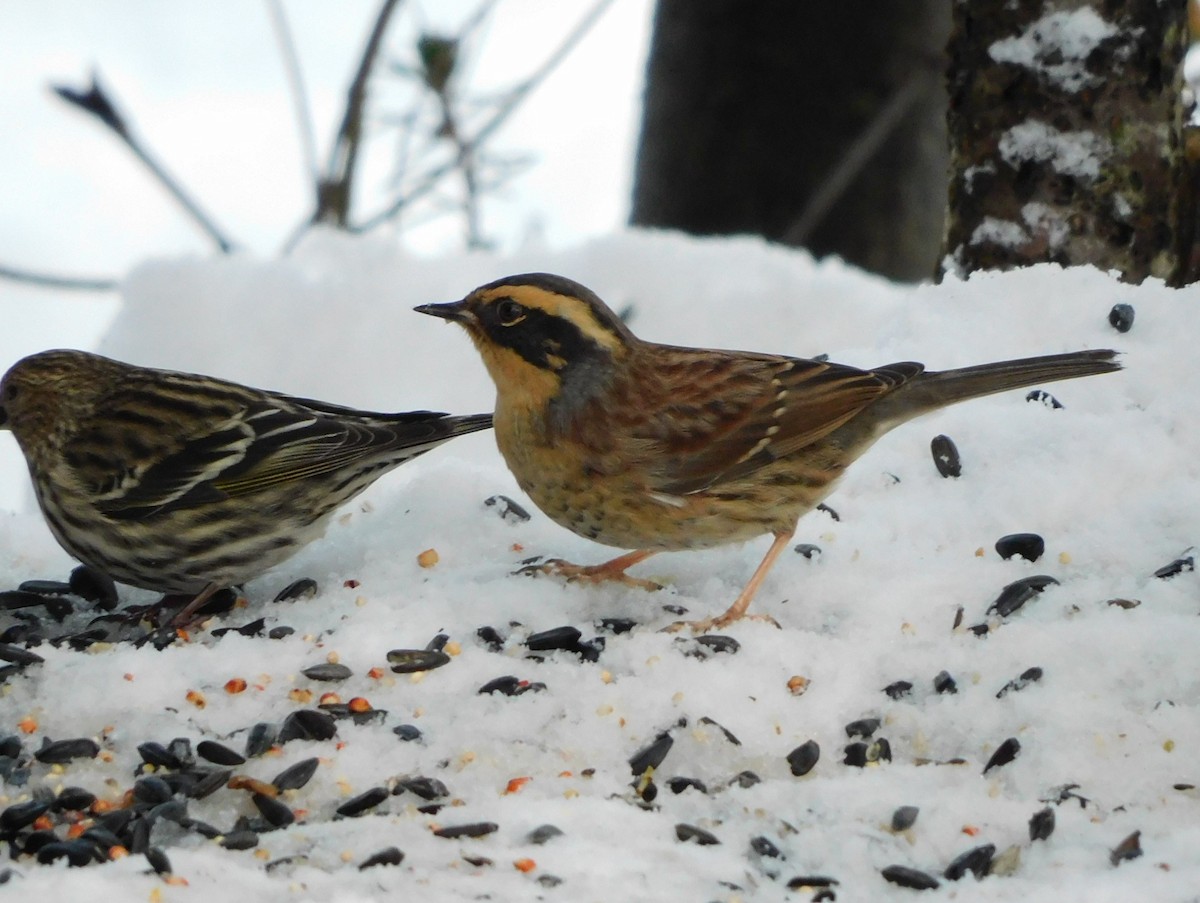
left=941, top=0, right=1192, bottom=286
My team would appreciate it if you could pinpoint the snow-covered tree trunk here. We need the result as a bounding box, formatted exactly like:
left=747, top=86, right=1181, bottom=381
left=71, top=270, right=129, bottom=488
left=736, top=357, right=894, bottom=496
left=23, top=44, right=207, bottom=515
left=941, top=0, right=1193, bottom=286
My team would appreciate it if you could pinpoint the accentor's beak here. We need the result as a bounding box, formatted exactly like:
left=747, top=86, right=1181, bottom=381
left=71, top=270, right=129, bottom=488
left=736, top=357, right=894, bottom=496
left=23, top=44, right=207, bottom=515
left=414, top=300, right=475, bottom=325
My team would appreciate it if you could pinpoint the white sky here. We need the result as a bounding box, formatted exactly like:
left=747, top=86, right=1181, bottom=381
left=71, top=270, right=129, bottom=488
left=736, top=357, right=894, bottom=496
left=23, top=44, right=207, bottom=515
left=0, top=0, right=653, bottom=360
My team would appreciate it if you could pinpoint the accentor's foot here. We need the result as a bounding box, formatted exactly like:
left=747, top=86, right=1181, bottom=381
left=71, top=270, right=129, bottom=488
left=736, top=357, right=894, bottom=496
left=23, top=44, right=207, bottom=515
left=513, top=549, right=662, bottom=592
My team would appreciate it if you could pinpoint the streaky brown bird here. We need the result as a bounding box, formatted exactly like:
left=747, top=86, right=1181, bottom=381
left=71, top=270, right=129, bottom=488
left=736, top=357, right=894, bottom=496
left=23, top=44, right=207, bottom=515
left=417, top=272, right=1120, bottom=632
left=0, top=349, right=492, bottom=624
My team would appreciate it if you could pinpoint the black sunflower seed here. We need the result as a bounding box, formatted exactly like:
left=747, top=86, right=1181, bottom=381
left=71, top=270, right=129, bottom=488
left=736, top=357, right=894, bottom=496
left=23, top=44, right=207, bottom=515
left=526, top=626, right=582, bottom=651
left=983, top=737, right=1021, bottom=774
left=892, top=805, right=919, bottom=831
left=883, top=680, right=913, bottom=699
left=629, top=731, right=674, bottom=776
left=478, top=675, right=522, bottom=695
left=793, top=543, right=822, bottom=559
left=933, top=670, right=958, bottom=695
left=197, top=740, right=245, bottom=766
left=69, top=566, right=119, bottom=608
left=34, top=737, right=100, bottom=764
left=666, top=776, right=707, bottom=795
left=393, top=724, right=422, bottom=742
left=751, top=836, right=783, bottom=858
left=132, top=776, right=173, bottom=806
left=675, top=823, right=719, bottom=845
left=730, top=770, right=761, bottom=788
left=1029, top=806, right=1055, bottom=841
left=0, top=591, right=51, bottom=611
left=36, top=840, right=95, bottom=867
left=359, top=846, right=404, bottom=869
left=388, top=649, right=451, bottom=673
left=786, top=876, right=839, bottom=890
left=484, top=494, right=531, bottom=523
left=433, top=822, right=498, bottom=839
left=1154, top=555, right=1194, bottom=579
left=596, top=617, right=637, bottom=634
left=882, top=864, right=940, bottom=890
left=301, top=663, right=352, bottom=682
left=273, top=578, right=318, bottom=603
left=188, top=768, right=231, bottom=800
left=244, top=723, right=278, bottom=758
left=931, top=434, right=961, bottom=478
left=220, top=830, right=259, bottom=850
left=698, top=717, right=740, bottom=745
left=0, top=735, right=22, bottom=759
left=253, top=793, right=295, bottom=828
left=0, top=644, right=43, bottom=666
left=944, top=843, right=994, bottom=881
left=527, top=824, right=564, bottom=845
left=278, top=710, right=337, bottom=743
left=694, top=635, right=740, bottom=656
left=845, top=718, right=880, bottom=739
left=1108, top=303, right=1135, bottom=333
left=996, top=666, right=1044, bottom=698
left=145, top=847, right=172, bottom=875
left=994, top=533, right=1045, bottom=562
left=1026, top=390, right=1063, bottom=409
left=787, top=740, right=820, bottom=776
left=393, top=776, right=448, bottom=801
left=844, top=742, right=868, bottom=767
left=337, top=786, right=389, bottom=817
left=987, top=575, right=1059, bottom=618
left=23, top=830, right=61, bottom=856
left=1109, top=830, right=1142, bottom=866
left=476, top=626, right=505, bottom=650
left=18, top=580, right=71, bottom=597
left=1, top=797, right=51, bottom=831
left=54, top=786, right=96, bottom=812
left=272, top=757, right=320, bottom=791
left=137, top=741, right=183, bottom=770
left=269, top=626, right=295, bottom=639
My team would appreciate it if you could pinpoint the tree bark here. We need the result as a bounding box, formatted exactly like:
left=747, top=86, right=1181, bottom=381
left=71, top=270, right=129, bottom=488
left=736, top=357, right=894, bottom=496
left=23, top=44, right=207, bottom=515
left=630, top=0, right=950, bottom=283
left=941, top=0, right=1193, bottom=286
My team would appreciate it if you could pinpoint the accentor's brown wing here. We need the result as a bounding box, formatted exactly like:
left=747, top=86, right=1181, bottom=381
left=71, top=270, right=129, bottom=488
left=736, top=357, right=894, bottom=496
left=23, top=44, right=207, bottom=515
left=632, top=348, right=924, bottom=495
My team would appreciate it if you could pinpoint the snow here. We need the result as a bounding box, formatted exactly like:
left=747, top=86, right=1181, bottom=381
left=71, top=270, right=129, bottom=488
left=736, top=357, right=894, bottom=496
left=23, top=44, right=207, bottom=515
left=3, top=229, right=1200, bottom=900
left=988, top=8, right=1120, bottom=92
left=997, top=121, right=1110, bottom=180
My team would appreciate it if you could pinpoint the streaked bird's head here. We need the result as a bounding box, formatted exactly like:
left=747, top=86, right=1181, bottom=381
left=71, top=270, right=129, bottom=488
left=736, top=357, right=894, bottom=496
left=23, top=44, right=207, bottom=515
left=0, top=350, right=113, bottom=450
left=415, top=273, right=636, bottom=415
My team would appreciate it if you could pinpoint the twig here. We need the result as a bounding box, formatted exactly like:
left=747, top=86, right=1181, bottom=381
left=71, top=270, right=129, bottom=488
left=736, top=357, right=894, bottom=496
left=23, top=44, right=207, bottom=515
left=315, top=0, right=404, bottom=225
left=0, top=264, right=118, bottom=292
left=353, top=0, right=615, bottom=233
left=52, top=73, right=237, bottom=253
left=780, top=67, right=937, bottom=246
left=267, top=0, right=320, bottom=193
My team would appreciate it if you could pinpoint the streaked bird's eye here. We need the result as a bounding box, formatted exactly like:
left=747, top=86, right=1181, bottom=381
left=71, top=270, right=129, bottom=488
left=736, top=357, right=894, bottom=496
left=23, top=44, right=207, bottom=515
left=495, top=299, right=526, bottom=326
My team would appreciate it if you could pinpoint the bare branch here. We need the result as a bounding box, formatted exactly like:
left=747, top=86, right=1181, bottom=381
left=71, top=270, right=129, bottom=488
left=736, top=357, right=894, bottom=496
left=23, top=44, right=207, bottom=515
left=52, top=72, right=238, bottom=253
left=353, top=0, right=615, bottom=233
left=0, top=263, right=118, bottom=292
left=267, top=0, right=320, bottom=195
left=315, top=0, right=405, bottom=226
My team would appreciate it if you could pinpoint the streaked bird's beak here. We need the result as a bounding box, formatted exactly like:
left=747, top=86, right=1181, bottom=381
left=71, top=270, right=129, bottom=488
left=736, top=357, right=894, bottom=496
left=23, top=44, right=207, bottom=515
left=414, top=300, right=475, bottom=325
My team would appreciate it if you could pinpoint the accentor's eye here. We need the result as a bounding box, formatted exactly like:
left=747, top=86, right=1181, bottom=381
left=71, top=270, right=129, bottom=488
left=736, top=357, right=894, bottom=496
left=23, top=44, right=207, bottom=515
left=495, top=299, right=526, bottom=326
left=5, top=385, right=17, bottom=401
